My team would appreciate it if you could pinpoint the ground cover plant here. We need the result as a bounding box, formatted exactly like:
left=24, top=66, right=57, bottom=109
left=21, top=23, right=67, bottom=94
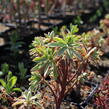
left=93, top=74, right=109, bottom=109
left=0, top=63, right=22, bottom=108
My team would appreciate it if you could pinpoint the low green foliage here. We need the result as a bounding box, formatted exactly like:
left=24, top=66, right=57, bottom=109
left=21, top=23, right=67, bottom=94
left=18, top=62, right=27, bottom=80
left=103, top=0, right=109, bottom=11
left=89, top=7, right=103, bottom=22
left=0, top=71, right=21, bottom=94
left=73, top=16, right=83, bottom=25
left=7, top=31, right=24, bottom=55
left=0, top=63, right=9, bottom=77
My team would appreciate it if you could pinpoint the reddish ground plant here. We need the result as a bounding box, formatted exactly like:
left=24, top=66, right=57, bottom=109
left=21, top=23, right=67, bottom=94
left=93, top=74, right=109, bottom=109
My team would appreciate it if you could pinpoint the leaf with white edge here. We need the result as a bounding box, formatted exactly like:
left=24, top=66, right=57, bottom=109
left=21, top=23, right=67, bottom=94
left=27, top=90, right=32, bottom=101
left=58, top=47, right=67, bottom=56
left=30, top=93, right=41, bottom=100
left=7, top=71, right=13, bottom=81
left=29, top=74, right=41, bottom=84
left=85, top=47, right=97, bottom=59
left=33, top=56, right=47, bottom=62
left=31, top=62, right=47, bottom=72
left=54, top=37, right=66, bottom=44
left=44, top=64, right=50, bottom=77
left=72, top=49, right=82, bottom=60
left=67, top=49, right=72, bottom=58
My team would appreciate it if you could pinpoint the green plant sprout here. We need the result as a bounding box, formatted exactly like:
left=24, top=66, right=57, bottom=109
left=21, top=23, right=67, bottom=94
left=18, top=62, right=27, bottom=80
left=73, top=16, right=83, bottom=25
left=103, top=0, right=109, bottom=11
left=89, top=7, right=103, bottom=23
left=8, top=31, right=24, bottom=56
left=0, top=71, right=21, bottom=94
left=0, top=63, right=9, bottom=77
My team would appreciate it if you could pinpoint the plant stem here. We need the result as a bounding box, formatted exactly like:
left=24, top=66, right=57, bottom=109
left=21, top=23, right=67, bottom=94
left=55, top=58, right=69, bottom=109
left=43, top=79, right=57, bottom=105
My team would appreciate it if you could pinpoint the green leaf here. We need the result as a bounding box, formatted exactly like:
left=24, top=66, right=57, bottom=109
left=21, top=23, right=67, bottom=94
left=72, top=49, right=82, bottom=60
left=67, top=49, right=72, bottom=58
left=30, top=92, right=41, bottom=100
left=53, top=26, right=58, bottom=34
left=29, top=80, right=39, bottom=90
left=33, top=56, right=47, bottom=62
left=1, top=63, right=9, bottom=73
left=70, top=24, right=79, bottom=34
left=29, top=74, right=41, bottom=90
left=53, top=64, right=58, bottom=80
left=7, top=71, right=12, bottom=81
left=34, top=37, right=42, bottom=45
left=58, top=47, right=67, bottom=56
left=48, top=42, right=65, bottom=47
left=67, top=36, right=72, bottom=43
left=0, top=79, right=6, bottom=88
left=18, top=62, right=27, bottom=78
left=8, top=76, right=17, bottom=89
left=32, top=63, right=42, bottom=71
left=22, top=90, right=29, bottom=99
left=12, top=100, right=25, bottom=107
left=27, top=90, right=32, bottom=101
left=12, top=88, right=22, bottom=92
left=29, top=74, right=41, bottom=83
left=45, top=31, right=55, bottom=38
left=32, top=62, right=47, bottom=72
left=44, top=64, right=50, bottom=77
left=54, top=37, right=66, bottom=44
left=49, top=31, right=55, bottom=38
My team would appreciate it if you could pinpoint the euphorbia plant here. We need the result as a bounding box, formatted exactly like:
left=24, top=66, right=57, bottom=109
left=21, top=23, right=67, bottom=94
left=30, top=24, right=103, bottom=109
